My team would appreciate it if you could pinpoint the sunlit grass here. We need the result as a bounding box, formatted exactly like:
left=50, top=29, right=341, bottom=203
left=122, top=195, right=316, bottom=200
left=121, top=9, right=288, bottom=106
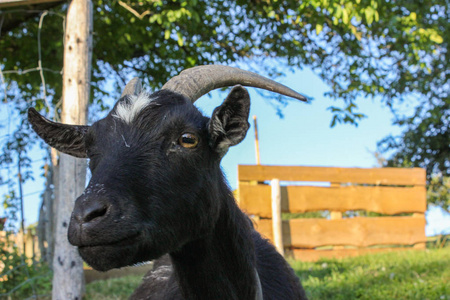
left=292, top=247, right=450, bottom=299
left=85, top=275, right=143, bottom=299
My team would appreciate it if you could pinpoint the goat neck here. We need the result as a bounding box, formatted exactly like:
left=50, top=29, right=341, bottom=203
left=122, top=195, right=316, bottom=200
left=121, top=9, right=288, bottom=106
left=169, top=182, right=261, bottom=300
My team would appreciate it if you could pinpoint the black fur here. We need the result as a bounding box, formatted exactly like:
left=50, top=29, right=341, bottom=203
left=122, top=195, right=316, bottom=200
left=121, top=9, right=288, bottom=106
left=28, top=86, right=307, bottom=300
left=28, top=108, right=89, bottom=158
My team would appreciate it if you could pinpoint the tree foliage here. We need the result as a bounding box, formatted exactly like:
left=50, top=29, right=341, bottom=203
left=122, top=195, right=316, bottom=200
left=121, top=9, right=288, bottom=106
left=379, top=100, right=449, bottom=179
left=2, top=0, right=447, bottom=115
left=378, top=100, right=449, bottom=211
left=427, top=174, right=450, bottom=212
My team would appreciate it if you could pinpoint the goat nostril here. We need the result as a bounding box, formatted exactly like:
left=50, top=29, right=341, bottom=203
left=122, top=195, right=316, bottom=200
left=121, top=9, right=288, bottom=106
left=84, top=205, right=108, bottom=223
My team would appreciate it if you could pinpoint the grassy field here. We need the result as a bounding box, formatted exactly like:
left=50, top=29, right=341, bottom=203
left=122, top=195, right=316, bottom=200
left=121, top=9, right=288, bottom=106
left=85, top=247, right=450, bottom=299
left=85, top=275, right=143, bottom=300
left=293, top=248, right=450, bottom=299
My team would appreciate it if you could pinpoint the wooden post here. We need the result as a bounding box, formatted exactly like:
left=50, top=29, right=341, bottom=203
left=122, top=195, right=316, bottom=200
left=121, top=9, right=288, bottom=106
left=330, top=181, right=344, bottom=250
left=271, top=179, right=284, bottom=256
left=52, top=1, right=92, bottom=299
left=50, top=148, right=59, bottom=267
left=330, top=211, right=344, bottom=250
left=253, top=115, right=261, bottom=165
left=330, top=211, right=343, bottom=220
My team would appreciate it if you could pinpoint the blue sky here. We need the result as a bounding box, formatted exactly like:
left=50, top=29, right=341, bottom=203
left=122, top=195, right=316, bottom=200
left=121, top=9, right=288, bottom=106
left=1, top=66, right=449, bottom=236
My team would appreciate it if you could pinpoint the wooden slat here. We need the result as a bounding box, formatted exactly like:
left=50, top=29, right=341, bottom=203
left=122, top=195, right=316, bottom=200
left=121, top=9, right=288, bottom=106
left=253, top=216, right=426, bottom=248
left=238, top=165, right=426, bottom=186
left=286, top=248, right=422, bottom=262
left=239, top=184, right=426, bottom=217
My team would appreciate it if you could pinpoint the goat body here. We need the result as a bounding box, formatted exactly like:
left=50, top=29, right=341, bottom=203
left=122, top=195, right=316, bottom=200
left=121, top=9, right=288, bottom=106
left=28, top=66, right=308, bottom=300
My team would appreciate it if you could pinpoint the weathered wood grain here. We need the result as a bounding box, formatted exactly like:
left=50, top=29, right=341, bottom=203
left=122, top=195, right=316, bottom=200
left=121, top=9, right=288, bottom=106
left=238, top=184, right=426, bottom=217
left=238, top=165, right=426, bottom=186
left=253, top=216, right=426, bottom=248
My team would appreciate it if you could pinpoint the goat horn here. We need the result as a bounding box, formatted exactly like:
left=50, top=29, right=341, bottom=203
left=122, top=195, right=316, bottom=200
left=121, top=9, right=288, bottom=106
left=121, top=77, right=143, bottom=98
left=161, top=65, right=307, bottom=102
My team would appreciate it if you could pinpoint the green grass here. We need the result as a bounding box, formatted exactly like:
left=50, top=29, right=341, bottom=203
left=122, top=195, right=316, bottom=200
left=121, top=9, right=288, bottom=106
left=85, top=275, right=143, bottom=299
left=84, top=248, right=450, bottom=299
left=292, top=248, right=450, bottom=299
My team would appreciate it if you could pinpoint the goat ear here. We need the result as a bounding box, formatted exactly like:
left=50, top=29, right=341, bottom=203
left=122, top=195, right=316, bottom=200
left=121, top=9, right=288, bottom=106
left=208, top=85, right=250, bottom=155
left=28, top=108, right=89, bottom=158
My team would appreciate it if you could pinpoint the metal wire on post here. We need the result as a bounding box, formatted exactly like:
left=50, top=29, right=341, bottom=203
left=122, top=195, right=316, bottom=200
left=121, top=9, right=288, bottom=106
left=38, top=11, right=51, bottom=109
left=0, top=10, right=65, bottom=107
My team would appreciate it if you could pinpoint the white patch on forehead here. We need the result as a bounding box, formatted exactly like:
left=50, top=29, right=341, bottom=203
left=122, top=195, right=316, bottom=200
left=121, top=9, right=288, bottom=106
left=113, top=92, right=157, bottom=124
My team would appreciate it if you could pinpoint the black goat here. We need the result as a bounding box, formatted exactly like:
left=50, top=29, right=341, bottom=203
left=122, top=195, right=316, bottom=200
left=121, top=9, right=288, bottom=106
left=28, top=65, right=308, bottom=300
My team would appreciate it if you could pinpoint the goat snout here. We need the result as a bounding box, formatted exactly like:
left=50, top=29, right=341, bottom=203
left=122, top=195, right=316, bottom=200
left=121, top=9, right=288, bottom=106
left=68, top=195, right=113, bottom=247
left=77, top=201, right=108, bottom=223
left=72, top=197, right=110, bottom=225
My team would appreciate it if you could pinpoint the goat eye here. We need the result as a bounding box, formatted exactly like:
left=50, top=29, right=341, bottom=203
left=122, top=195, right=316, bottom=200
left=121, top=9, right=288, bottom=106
left=179, top=133, right=198, bottom=148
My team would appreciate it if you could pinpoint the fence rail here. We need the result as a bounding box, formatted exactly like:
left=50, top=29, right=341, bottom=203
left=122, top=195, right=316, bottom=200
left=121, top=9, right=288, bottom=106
left=237, top=165, right=427, bottom=261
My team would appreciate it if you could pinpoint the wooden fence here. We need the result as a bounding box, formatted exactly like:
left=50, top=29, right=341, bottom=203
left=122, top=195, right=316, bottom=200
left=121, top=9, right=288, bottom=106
left=0, top=230, right=152, bottom=283
left=0, top=230, right=41, bottom=260
left=237, top=165, right=427, bottom=261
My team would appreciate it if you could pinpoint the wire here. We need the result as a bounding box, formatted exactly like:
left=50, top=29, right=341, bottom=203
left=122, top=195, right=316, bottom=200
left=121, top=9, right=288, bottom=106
left=23, top=189, right=45, bottom=198
left=0, top=9, right=65, bottom=109
left=38, top=11, right=50, bottom=109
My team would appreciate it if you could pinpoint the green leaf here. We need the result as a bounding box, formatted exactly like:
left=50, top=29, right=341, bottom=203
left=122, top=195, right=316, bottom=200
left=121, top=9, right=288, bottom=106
left=330, top=115, right=339, bottom=127
left=334, top=4, right=342, bottom=19
left=316, top=23, right=323, bottom=35
left=177, top=32, right=184, bottom=46
left=186, top=56, right=196, bottom=66
left=149, top=14, right=162, bottom=24
left=164, top=29, right=171, bottom=40
left=365, top=7, right=374, bottom=25
left=192, top=11, right=200, bottom=23
left=430, top=33, right=443, bottom=44
left=342, top=9, right=349, bottom=25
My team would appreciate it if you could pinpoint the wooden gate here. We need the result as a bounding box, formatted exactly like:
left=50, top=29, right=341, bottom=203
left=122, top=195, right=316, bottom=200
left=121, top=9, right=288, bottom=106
left=237, top=165, right=427, bottom=261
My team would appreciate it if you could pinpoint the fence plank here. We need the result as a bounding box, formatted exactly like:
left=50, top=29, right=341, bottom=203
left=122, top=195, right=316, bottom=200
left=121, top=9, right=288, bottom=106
left=239, top=184, right=426, bottom=217
left=253, top=216, right=426, bottom=248
left=238, top=165, right=426, bottom=186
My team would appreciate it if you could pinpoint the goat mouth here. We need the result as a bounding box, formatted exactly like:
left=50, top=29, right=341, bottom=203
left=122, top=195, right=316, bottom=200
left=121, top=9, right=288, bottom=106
left=78, top=232, right=141, bottom=249
left=77, top=233, right=143, bottom=272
